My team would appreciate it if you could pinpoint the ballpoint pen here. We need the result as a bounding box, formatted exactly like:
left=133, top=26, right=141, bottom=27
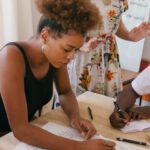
left=113, top=101, right=125, bottom=118
left=87, top=106, right=93, bottom=120
left=116, top=137, right=150, bottom=146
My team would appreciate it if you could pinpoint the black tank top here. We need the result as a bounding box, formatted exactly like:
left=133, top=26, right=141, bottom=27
left=0, top=42, right=56, bottom=132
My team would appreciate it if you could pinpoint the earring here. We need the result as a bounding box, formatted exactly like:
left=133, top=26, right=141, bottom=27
left=41, top=44, right=46, bottom=52
left=41, top=38, right=47, bottom=52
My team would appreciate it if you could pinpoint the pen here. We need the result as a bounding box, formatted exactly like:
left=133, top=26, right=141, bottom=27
left=116, top=137, right=150, bottom=146
left=87, top=106, right=93, bottom=120
left=113, top=101, right=125, bottom=118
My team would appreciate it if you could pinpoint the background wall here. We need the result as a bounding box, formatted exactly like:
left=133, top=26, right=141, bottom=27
left=117, top=0, right=150, bottom=72
left=17, top=0, right=33, bottom=40
left=142, top=16, right=150, bottom=62
left=0, top=0, right=41, bottom=47
left=17, top=0, right=41, bottom=40
left=30, top=0, right=41, bottom=35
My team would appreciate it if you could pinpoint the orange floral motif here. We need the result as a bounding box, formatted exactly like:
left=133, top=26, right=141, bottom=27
left=124, top=0, right=128, bottom=11
left=106, top=70, right=114, bottom=80
left=109, top=35, right=114, bottom=43
left=108, top=9, right=116, bottom=17
left=79, top=66, right=91, bottom=90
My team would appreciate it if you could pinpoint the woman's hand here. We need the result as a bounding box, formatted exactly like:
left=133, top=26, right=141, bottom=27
left=128, top=106, right=150, bottom=120
left=76, top=139, right=116, bottom=150
left=129, top=22, right=150, bottom=42
left=109, top=111, right=130, bottom=129
left=70, top=117, right=97, bottom=139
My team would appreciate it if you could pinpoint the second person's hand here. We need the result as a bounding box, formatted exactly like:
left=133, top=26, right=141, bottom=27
left=128, top=106, right=150, bottom=120
left=109, top=111, right=130, bottom=129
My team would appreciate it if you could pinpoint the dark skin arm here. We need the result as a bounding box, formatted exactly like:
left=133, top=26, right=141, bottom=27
left=109, top=84, right=150, bottom=129
left=54, top=66, right=96, bottom=139
left=117, top=84, right=139, bottom=110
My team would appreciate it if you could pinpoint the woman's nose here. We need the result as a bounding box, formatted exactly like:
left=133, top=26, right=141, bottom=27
left=67, top=50, right=75, bottom=60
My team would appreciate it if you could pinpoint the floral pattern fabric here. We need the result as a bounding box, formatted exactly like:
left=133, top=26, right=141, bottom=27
left=68, top=0, right=128, bottom=98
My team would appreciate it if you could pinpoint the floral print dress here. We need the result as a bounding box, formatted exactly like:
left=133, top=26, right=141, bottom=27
left=68, top=0, right=128, bottom=98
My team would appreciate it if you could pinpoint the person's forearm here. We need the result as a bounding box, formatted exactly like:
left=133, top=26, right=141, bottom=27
left=13, top=123, right=76, bottom=150
left=116, top=20, right=134, bottom=41
left=59, top=91, right=81, bottom=121
left=117, top=84, right=139, bottom=111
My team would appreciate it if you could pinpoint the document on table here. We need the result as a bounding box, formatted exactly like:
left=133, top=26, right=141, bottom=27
left=14, top=122, right=147, bottom=150
left=121, top=120, right=150, bottom=133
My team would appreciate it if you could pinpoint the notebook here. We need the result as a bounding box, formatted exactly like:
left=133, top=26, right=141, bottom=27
left=121, top=120, right=150, bottom=133
left=13, top=122, right=148, bottom=150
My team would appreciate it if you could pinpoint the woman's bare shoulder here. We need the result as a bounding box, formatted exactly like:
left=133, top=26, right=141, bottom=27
left=0, top=44, right=25, bottom=77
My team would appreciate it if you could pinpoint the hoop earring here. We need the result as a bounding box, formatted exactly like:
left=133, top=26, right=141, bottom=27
left=41, top=37, right=47, bottom=52
left=41, top=44, right=46, bottom=53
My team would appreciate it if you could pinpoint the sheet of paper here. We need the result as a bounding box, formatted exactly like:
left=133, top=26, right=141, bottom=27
left=14, top=122, right=148, bottom=150
left=121, top=120, right=150, bottom=133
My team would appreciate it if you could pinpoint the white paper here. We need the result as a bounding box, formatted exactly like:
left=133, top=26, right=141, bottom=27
left=121, top=120, right=150, bottom=133
left=14, top=122, right=148, bottom=150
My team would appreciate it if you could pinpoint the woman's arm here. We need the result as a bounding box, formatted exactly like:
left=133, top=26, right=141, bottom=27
left=117, top=84, right=139, bottom=110
left=54, top=66, right=80, bottom=121
left=0, top=47, right=76, bottom=150
left=54, top=66, right=97, bottom=139
left=116, top=19, right=150, bottom=42
left=116, top=19, right=132, bottom=41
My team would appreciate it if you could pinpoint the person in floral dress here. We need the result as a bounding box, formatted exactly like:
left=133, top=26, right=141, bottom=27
left=67, top=0, right=150, bottom=98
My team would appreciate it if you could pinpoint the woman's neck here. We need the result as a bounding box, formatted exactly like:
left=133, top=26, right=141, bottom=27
left=23, top=36, right=49, bottom=68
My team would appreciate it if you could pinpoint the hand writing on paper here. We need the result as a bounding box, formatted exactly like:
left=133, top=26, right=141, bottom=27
left=128, top=106, right=150, bottom=120
left=109, top=111, right=130, bottom=129
left=129, top=22, right=150, bottom=42
left=70, top=117, right=96, bottom=139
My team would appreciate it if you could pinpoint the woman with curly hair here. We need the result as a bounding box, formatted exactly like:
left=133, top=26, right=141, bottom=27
left=0, top=0, right=115, bottom=149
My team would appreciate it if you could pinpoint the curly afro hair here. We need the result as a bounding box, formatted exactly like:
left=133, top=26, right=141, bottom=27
left=34, top=0, right=102, bottom=35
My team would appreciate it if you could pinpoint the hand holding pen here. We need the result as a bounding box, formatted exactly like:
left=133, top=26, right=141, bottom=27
left=109, top=101, right=130, bottom=129
left=113, top=101, right=125, bottom=118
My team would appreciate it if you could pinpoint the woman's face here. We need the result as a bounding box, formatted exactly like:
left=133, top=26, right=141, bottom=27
left=42, top=30, right=84, bottom=68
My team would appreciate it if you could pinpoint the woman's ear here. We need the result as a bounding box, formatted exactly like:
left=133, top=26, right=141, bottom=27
left=40, top=28, right=49, bottom=43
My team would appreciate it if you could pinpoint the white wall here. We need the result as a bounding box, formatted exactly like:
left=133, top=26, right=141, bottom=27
left=17, top=0, right=41, bottom=40
left=117, top=0, right=150, bottom=72
left=15, top=0, right=41, bottom=40
left=17, top=0, right=33, bottom=40
left=30, top=0, right=41, bottom=35
left=142, top=15, right=150, bottom=61
left=142, top=37, right=150, bottom=61
left=0, top=0, right=40, bottom=47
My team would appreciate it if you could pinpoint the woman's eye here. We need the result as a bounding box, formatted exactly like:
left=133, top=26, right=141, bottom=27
left=64, top=48, right=79, bottom=53
left=64, top=48, right=72, bottom=52
left=75, top=48, right=79, bottom=53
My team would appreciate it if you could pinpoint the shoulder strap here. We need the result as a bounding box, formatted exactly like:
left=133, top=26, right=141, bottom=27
left=4, top=42, right=30, bottom=75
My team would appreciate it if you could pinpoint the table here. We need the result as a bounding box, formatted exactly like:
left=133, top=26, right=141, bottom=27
left=0, top=91, right=150, bottom=150
left=121, top=69, right=138, bottom=85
